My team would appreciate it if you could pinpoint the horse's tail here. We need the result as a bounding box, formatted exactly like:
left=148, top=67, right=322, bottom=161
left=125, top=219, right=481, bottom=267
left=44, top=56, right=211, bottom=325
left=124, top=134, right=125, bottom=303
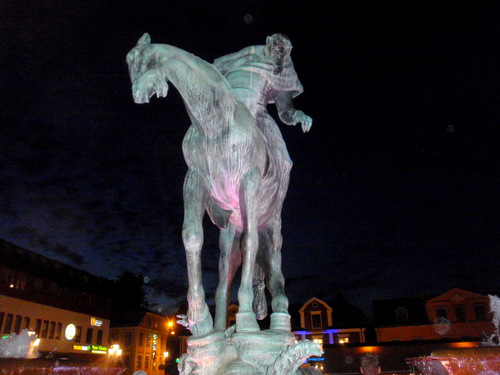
left=252, top=264, right=268, bottom=320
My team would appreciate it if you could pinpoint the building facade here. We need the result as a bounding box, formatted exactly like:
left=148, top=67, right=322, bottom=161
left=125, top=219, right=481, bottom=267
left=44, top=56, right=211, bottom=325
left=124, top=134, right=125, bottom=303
left=294, top=296, right=366, bottom=346
left=0, top=239, right=112, bottom=359
left=109, top=308, right=174, bottom=375
left=374, top=288, right=494, bottom=342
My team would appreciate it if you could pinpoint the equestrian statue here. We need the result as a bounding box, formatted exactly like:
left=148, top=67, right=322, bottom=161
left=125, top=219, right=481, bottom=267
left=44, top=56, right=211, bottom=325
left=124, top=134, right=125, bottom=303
left=127, top=32, right=321, bottom=375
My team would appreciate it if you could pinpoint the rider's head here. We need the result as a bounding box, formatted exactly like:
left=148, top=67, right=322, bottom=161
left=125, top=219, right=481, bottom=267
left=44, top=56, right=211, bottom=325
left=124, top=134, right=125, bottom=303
left=265, top=34, right=293, bottom=69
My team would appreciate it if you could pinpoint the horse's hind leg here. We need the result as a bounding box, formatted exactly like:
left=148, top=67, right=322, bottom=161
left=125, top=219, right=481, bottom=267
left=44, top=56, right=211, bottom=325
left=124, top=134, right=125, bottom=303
left=182, top=169, right=212, bottom=336
left=236, top=167, right=261, bottom=332
left=214, top=224, right=241, bottom=331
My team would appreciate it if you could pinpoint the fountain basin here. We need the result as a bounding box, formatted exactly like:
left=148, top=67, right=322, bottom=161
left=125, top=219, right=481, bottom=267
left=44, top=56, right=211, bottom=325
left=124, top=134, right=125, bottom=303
left=407, top=346, right=500, bottom=375
left=0, top=358, right=131, bottom=375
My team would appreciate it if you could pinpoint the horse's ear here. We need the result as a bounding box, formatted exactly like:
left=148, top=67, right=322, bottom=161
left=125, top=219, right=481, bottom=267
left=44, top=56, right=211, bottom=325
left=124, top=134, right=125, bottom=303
left=137, top=33, right=151, bottom=46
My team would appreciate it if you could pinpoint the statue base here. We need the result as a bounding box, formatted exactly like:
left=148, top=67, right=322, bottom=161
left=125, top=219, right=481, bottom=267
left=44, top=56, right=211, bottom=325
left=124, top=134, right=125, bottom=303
left=179, top=322, right=323, bottom=375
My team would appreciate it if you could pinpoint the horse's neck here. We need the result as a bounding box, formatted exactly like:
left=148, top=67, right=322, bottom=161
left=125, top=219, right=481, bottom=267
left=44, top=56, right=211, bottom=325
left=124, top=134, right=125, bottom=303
left=155, top=44, right=235, bottom=140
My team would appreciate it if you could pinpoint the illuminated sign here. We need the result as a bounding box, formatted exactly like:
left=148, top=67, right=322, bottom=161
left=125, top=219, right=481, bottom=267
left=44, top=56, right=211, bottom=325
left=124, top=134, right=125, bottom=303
left=73, top=344, right=107, bottom=354
left=73, top=344, right=90, bottom=351
left=90, top=317, right=103, bottom=327
left=65, top=324, right=76, bottom=340
left=308, top=357, right=325, bottom=362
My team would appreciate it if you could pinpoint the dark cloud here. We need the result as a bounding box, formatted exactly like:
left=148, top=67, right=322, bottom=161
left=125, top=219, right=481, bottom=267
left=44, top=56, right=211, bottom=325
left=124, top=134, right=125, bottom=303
left=0, top=0, right=499, bottom=316
left=52, top=243, right=84, bottom=266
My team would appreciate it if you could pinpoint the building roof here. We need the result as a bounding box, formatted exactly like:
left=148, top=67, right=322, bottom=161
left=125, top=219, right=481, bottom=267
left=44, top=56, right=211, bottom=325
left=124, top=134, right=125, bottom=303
left=0, top=238, right=111, bottom=297
left=372, top=296, right=429, bottom=326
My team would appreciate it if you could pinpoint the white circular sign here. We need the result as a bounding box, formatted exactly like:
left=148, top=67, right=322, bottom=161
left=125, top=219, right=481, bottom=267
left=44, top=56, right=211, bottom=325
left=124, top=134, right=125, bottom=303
left=65, top=324, right=76, bottom=340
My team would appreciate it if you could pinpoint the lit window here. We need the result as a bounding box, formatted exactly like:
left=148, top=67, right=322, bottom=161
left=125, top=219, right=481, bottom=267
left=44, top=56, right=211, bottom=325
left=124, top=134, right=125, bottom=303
left=313, top=338, right=323, bottom=351
left=338, top=334, right=350, bottom=344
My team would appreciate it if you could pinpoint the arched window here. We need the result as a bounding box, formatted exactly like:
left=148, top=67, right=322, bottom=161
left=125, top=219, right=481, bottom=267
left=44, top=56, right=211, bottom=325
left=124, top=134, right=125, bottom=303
left=395, top=307, right=409, bottom=323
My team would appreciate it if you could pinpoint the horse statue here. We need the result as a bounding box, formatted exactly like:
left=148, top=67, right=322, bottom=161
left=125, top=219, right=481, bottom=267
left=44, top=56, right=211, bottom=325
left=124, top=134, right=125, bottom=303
left=127, top=33, right=291, bottom=335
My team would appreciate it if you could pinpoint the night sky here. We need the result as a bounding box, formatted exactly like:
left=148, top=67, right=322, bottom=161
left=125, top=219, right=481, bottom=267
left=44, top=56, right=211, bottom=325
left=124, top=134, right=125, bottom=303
left=1, top=0, right=499, bottom=318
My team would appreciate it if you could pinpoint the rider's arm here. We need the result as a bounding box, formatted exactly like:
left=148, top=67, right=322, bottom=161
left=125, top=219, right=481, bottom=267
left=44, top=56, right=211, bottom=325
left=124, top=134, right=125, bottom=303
left=213, top=46, right=256, bottom=75
left=275, top=90, right=313, bottom=132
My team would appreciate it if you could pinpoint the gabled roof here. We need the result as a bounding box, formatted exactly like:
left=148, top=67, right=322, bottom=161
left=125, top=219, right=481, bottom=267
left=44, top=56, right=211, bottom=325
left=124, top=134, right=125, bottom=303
left=299, top=297, right=333, bottom=313
left=426, top=288, right=487, bottom=304
left=372, top=296, right=428, bottom=325
left=110, top=306, right=165, bottom=328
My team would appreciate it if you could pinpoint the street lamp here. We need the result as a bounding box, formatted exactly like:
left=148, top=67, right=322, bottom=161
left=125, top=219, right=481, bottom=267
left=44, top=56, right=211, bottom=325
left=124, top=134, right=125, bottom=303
left=108, top=344, right=122, bottom=356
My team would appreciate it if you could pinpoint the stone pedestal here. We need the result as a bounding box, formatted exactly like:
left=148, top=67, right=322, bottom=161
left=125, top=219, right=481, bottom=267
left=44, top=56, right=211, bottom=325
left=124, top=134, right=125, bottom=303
left=179, top=320, right=323, bottom=375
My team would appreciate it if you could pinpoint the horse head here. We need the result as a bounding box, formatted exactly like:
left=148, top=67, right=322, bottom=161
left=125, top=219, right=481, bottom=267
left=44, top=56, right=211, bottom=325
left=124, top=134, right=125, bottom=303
left=126, top=33, right=169, bottom=104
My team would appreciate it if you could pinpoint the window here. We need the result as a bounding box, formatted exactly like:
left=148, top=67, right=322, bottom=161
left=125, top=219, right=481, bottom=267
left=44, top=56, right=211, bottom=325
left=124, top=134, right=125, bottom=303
left=474, top=305, right=486, bottom=321
left=396, top=307, right=409, bottom=323
left=75, top=326, right=82, bottom=342
left=97, top=330, right=103, bottom=345
left=35, top=319, right=42, bottom=336
left=124, top=331, right=132, bottom=346
left=455, top=305, right=467, bottom=322
left=145, top=355, right=150, bottom=370
left=41, top=320, right=49, bottom=338
left=137, top=355, right=142, bottom=369
left=55, top=323, right=62, bottom=340
left=49, top=321, right=55, bottom=339
left=3, top=314, right=13, bottom=333
left=14, top=315, right=22, bottom=334
left=338, top=334, right=349, bottom=344
left=311, top=311, right=322, bottom=329
left=34, top=277, right=44, bottom=290
left=436, top=307, right=447, bottom=319
left=139, top=332, right=144, bottom=346
left=22, top=317, right=30, bottom=330
left=0, top=312, right=4, bottom=332
left=146, top=334, right=151, bottom=348
left=86, top=328, right=93, bottom=344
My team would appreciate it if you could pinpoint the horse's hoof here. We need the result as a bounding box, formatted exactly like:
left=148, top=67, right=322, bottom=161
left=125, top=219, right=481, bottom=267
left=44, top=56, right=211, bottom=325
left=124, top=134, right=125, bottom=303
left=235, top=312, right=260, bottom=332
left=270, top=312, right=291, bottom=331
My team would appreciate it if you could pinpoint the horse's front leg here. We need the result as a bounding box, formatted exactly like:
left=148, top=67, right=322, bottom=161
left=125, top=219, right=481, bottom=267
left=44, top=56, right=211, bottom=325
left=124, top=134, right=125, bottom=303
left=263, top=216, right=290, bottom=331
left=182, top=169, right=213, bottom=336
left=214, top=224, right=241, bottom=331
left=236, top=167, right=261, bottom=332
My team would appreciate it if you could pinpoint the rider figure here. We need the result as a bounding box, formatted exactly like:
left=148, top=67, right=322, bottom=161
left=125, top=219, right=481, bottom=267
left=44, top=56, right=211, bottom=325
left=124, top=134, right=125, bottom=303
left=214, top=34, right=313, bottom=175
